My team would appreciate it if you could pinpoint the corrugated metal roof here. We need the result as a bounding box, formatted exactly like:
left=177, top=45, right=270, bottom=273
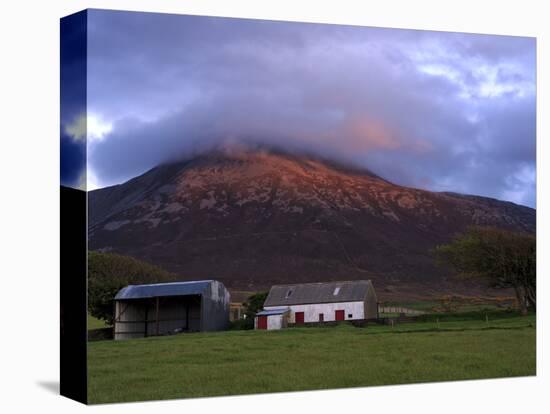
left=256, top=307, right=290, bottom=316
left=115, top=280, right=213, bottom=300
left=264, top=280, right=373, bottom=307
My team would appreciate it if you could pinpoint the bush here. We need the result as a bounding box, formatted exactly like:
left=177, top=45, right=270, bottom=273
left=228, top=319, right=254, bottom=330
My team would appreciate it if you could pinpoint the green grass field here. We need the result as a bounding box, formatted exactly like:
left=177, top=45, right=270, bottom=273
left=88, top=313, right=109, bottom=330
left=87, top=311, right=535, bottom=404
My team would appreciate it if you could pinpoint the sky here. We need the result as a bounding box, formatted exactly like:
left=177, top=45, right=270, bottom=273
left=60, top=10, right=87, bottom=191
left=61, top=9, right=536, bottom=208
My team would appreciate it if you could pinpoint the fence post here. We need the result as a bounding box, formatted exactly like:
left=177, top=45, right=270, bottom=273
left=155, top=296, right=160, bottom=336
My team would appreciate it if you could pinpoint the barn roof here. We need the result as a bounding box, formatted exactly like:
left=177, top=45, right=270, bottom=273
left=256, top=307, right=290, bottom=316
left=114, top=280, right=213, bottom=300
left=263, top=280, right=374, bottom=307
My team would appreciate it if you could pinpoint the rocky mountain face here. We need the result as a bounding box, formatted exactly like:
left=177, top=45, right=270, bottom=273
left=88, top=148, right=535, bottom=299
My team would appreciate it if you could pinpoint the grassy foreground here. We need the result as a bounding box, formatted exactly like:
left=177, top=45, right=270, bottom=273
left=88, top=312, right=535, bottom=404
left=88, top=313, right=109, bottom=330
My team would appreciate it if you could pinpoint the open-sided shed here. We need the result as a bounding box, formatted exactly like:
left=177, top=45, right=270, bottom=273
left=113, top=280, right=230, bottom=340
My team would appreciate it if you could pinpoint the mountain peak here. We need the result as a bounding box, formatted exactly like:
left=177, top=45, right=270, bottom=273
left=160, top=144, right=385, bottom=183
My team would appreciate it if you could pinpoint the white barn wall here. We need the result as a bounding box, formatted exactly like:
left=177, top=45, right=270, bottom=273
left=265, top=301, right=365, bottom=323
left=267, top=314, right=285, bottom=330
left=254, top=310, right=290, bottom=330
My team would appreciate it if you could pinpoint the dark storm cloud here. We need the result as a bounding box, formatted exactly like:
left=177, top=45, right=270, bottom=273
left=60, top=130, right=86, bottom=188
left=86, top=10, right=536, bottom=207
left=60, top=10, right=87, bottom=189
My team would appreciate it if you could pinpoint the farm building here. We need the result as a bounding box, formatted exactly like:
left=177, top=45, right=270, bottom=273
left=229, top=302, right=245, bottom=321
left=113, top=280, right=230, bottom=340
left=256, top=280, right=377, bottom=329
left=255, top=308, right=290, bottom=330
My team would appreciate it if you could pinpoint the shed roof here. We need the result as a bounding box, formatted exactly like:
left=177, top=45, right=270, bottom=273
left=264, top=280, right=373, bottom=307
left=256, top=307, right=290, bottom=316
left=115, top=280, right=213, bottom=300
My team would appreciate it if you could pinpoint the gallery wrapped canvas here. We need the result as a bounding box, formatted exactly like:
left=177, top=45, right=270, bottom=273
left=60, top=9, right=536, bottom=405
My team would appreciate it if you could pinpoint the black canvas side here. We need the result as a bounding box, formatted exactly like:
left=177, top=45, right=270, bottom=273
left=60, top=186, right=87, bottom=404
left=60, top=9, right=88, bottom=404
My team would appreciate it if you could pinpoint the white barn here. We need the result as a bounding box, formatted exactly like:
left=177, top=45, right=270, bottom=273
left=256, top=280, right=377, bottom=329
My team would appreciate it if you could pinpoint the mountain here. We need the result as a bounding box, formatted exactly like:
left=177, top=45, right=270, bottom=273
left=88, top=148, right=535, bottom=299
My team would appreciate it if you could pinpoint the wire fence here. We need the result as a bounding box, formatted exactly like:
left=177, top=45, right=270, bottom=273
left=378, top=306, right=426, bottom=316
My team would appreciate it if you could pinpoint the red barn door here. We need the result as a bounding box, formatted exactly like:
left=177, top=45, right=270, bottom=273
left=295, top=312, right=305, bottom=325
left=257, top=315, right=267, bottom=330
left=335, top=310, right=345, bottom=321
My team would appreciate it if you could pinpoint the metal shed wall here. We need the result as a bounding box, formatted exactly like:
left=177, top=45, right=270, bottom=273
left=201, top=280, right=230, bottom=331
left=114, top=300, right=146, bottom=340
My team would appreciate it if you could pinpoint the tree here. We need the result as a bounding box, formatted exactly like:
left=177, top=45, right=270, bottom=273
left=88, top=251, right=177, bottom=324
left=237, top=291, right=268, bottom=329
left=435, top=226, right=535, bottom=315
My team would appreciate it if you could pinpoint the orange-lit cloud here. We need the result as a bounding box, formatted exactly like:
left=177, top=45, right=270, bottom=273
left=346, top=117, right=401, bottom=151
